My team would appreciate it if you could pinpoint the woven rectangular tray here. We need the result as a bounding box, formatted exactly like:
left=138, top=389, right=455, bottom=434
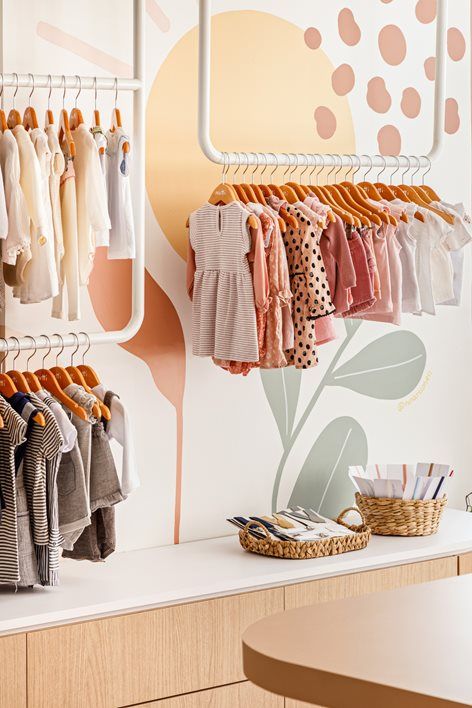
left=239, top=508, right=371, bottom=559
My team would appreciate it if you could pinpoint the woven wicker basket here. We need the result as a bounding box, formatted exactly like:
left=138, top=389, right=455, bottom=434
left=355, top=492, right=447, bottom=536
left=238, top=507, right=371, bottom=560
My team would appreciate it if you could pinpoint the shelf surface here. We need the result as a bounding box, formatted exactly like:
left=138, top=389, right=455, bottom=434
left=1, top=508, right=471, bottom=636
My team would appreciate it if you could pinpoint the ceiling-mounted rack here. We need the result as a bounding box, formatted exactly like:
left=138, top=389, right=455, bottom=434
left=0, top=0, right=145, bottom=354
left=198, top=0, right=448, bottom=169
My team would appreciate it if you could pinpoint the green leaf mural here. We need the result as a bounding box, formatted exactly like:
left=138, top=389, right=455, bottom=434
left=289, top=416, right=368, bottom=518
left=260, top=368, right=302, bottom=445
left=328, top=330, right=426, bottom=400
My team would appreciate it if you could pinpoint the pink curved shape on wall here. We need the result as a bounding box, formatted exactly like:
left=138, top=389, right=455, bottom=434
left=88, top=249, right=186, bottom=544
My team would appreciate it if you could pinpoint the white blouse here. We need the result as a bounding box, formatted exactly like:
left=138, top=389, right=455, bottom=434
left=71, top=124, right=110, bottom=285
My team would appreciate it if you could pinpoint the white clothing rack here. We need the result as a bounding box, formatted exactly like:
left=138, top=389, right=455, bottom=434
left=198, top=0, right=448, bottom=169
left=0, top=0, right=145, bottom=354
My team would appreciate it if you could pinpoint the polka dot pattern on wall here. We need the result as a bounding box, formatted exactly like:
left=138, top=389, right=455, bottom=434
left=447, top=28, right=465, bottom=61
left=424, top=56, right=436, bottom=80
left=415, top=0, right=437, bottom=23
left=332, top=64, right=355, bottom=95
left=444, top=98, right=460, bottom=134
left=378, top=125, right=401, bottom=155
left=366, top=77, right=391, bottom=113
left=314, top=106, right=337, bottom=139
left=401, top=88, right=421, bottom=118
left=378, top=25, right=407, bottom=65
left=304, top=27, right=322, bottom=50
left=338, top=9, right=361, bottom=46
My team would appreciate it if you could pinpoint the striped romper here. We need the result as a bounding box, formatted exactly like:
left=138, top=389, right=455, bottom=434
left=189, top=202, right=259, bottom=362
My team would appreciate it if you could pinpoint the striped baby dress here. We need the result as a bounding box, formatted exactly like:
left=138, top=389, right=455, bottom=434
left=189, top=201, right=259, bottom=362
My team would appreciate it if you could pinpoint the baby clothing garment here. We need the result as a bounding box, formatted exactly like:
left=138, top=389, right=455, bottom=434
left=71, top=124, right=111, bottom=285
left=280, top=201, right=334, bottom=369
left=187, top=201, right=259, bottom=362
left=364, top=223, right=402, bottom=326
left=28, top=393, right=63, bottom=586
left=343, top=228, right=376, bottom=316
left=57, top=385, right=97, bottom=550
left=52, top=149, right=80, bottom=320
left=18, top=127, right=59, bottom=304
left=92, top=385, right=139, bottom=496
left=106, top=127, right=135, bottom=258
left=319, top=214, right=357, bottom=315
left=63, top=413, right=123, bottom=562
left=90, top=126, right=109, bottom=247
left=35, top=388, right=77, bottom=453
left=0, top=398, right=27, bottom=585
left=389, top=202, right=421, bottom=313
left=0, top=129, right=28, bottom=267
left=10, top=124, right=48, bottom=296
left=432, top=201, right=472, bottom=306
left=45, top=124, right=66, bottom=301
left=260, top=213, right=293, bottom=368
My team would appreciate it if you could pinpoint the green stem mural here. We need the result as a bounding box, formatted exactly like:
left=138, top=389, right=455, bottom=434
left=261, top=320, right=427, bottom=516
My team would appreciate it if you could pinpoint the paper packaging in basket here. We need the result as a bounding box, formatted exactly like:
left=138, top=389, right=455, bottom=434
left=349, top=463, right=453, bottom=500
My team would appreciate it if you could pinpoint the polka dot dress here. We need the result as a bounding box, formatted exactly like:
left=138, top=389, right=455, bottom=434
left=282, top=203, right=335, bottom=369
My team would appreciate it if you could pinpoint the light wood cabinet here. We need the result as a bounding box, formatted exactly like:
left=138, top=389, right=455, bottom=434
left=285, top=557, right=457, bottom=609
left=27, top=588, right=283, bottom=708
left=0, top=633, right=26, bottom=708
left=136, top=680, right=282, bottom=707
left=458, top=552, right=472, bottom=575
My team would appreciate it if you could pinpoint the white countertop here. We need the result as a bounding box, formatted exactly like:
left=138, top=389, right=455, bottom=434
left=1, top=508, right=471, bottom=636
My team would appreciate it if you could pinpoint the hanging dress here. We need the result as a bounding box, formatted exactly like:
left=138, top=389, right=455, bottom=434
left=187, top=201, right=259, bottom=362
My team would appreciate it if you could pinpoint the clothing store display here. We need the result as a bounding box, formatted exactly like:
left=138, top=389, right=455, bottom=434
left=0, top=369, right=137, bottom=586
left=187, top=173, right=471, bottom=374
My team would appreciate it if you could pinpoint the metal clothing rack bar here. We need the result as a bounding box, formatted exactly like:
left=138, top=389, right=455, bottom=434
left=198, top=0, right=448, bottom=169
left=0, top=75, right=141, bottom=91
left=0, top=0, right=145, bottom=354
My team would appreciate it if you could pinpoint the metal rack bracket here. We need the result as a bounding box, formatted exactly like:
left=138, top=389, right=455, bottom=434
left=198, top=0, right=448, bottom=169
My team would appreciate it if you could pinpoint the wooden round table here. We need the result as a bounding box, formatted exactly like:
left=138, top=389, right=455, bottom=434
left=242, top=574, right=472, bottom=707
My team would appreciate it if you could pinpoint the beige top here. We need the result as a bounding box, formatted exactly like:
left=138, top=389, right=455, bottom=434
left=243, top=574, right=472, bottom=707
left=70, top=124, right=110, bottom=285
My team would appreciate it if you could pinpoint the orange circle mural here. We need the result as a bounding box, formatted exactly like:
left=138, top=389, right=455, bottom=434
left=146, top=11, right=355, bottom=260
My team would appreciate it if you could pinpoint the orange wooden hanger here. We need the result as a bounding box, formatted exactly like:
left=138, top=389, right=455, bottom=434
left=69, top=75, right=84, bottom=131
left=34, top=335, right=88, bottom=421
left=58, top=76, right=76, bottom=158
left=0, top=337, right=45, bottom=426
left=66, top=334, right=111, bottom=421
left=110, top=78, right=129, bottom=153
left=49, top=334, right=101, bottom=420
left=0, top=75, right=9, bottom=133
left=44, top=74, right=54, bottom=127
left=21, top=336, right=43, bottom=393
left=7, top=73, right=22, bottom=129
left=22, top=74, right=39, bottom=131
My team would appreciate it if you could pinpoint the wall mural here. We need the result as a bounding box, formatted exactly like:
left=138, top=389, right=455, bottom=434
left=32, top=0, right=468, bottom=544
left=262, top=321, right=426, bottom=515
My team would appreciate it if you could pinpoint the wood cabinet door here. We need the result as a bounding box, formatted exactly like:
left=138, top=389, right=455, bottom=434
left=285, top=557, right=457, bottom=609
left=27, top=588, right=283, bottom=708
left=0, top=634, right=26, bottom=708
left=136, top=680, right=283, bottom=707
left=458, top=552, right=472, bottom=575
